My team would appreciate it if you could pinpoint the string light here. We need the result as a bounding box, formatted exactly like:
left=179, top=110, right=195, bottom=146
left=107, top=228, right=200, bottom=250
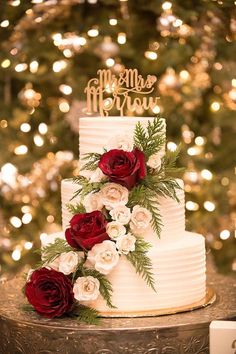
left=29, top=60, right=39, bottom=73
left=179, top=70, right=189, bottom=81
left=22, top=213, right=32, bottom=224
left=186, top=201, right=199, bottom=211
left=1, top=59, right=11, bottom=68
left=195, top=136, right=205, bottom=146
left=221, top=177, right=229, bottom=186
left=204, top=201, right=215, bottom=212
left=24, top=241, right=33, bottom=250
left=59, top=84, right=72, bottom=95
left=12, top=249, right=21, bottom=261
left=11, top=0, right=21, bottom=5
left=152, top=105, right=161, bottom=114
left=117, top=33, right=126, bottom=44
left=52, top=33, right=62, bottom=45
left=187, top=146, right=201, bottom=156
left=10, top=216, right=22, bottom=228
left=34, top=134, right=44, bottom=147
left=21, top=205, right=30, bottom=213
left=63, top=49, right=73, bottom=58
left=210, top=101, right=220, bottom=112
left=173, top=19, right=183, bottom=27
left=38, top=123, right=48, bottom=135
left=201, top=169, right=213, bottom=180
left=47, top=215, right=54, bottom=223
left=15, top=63, right=28, bottom=72
left=53, top=60, right=67, bottom=73
left=0, top=20, right=9, bottom=28
left=232, top=79, right=236, bottom=87
left=219, top=230, right=230, bottom=240
left=14, top=145, right=28, bottom=155
left=144, top=51, right=158, bottom=60
left=1, top=163, right=17, bottom=187
left=87, top=28, right=99, bottom=37
left=162, top=1, right=172, bottom=10
left=106, top=58, right=115, bottom=67
left=185, top=171, right=199, bottom=183
left=109, top=18, right=117, bottom=26
left=59, top=99, right=70, bottom=113
left=0, top=120, right=8, bottom=128
left=167, top=141, right=177, bottom=151
left=76, top=36, right=87, bottom=46
left=40, top=233, right=48, bottom=243
left=20, top=123, right=31, bottom=132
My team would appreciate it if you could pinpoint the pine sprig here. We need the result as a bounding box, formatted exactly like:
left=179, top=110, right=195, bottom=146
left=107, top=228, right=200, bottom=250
left=128, top=185, right=162, bottom=237
left=126, top=238, right=156, bottom=292
left=134, top=117, right=165, bottom=158
left=73, top=304, right=100, bottom=325
left=160, top=143, right=184, bottom=176
left=71, top=176, right=105, bottom=200
left=21, top=304, right=35, bottom=313
left=142, top=175, right=182, bottom=202
left=66, top=202, right=86, bottom=215
left=77, top=267, right=116, bottom=309
left=39, top=238, right=74, bottom=265
left=81, top=152, right=101, bottom=171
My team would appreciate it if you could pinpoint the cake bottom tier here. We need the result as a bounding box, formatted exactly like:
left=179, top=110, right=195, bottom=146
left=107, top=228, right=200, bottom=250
left=86, top=231, right=206, bottom=314
left=42, top=231, right=206, bottom=315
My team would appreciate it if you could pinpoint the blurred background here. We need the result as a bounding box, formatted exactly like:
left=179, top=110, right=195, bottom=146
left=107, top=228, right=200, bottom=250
left=0, top=0, right=235, bottom=275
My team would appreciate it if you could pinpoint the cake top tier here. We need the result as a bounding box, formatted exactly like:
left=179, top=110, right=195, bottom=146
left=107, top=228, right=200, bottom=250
left=79, top=116, right=166, bottom=157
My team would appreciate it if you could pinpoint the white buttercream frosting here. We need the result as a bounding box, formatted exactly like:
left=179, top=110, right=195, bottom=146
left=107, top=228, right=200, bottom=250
left=58, top=115, right=206, bottom=313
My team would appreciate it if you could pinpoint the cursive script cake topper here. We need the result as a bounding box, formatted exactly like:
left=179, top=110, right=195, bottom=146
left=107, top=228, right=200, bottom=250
left=84, top=68, right=159, bottom=116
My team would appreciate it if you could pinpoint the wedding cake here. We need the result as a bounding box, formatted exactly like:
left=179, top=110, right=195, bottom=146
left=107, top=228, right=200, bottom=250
left=24, top=69, right=206, bottom=322
left=60, top=116, right=206, bottom=314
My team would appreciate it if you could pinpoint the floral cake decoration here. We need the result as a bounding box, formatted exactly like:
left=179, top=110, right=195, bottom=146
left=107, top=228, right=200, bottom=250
left=23, top=117, right=182, bottom=324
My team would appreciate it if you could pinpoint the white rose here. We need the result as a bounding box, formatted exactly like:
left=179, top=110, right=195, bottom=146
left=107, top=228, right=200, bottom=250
left=89, top=168, right=107, bottom=183
left=47, top=256, right=60, bottom=271
left=106, top=134, right=134, bottom=152
left=130, top=205, right=152, bottom=233
left=83, top=192, right=103, bottom=212
left=73, top=276, right=100, bottom=301
left=106, top=221, right=126, bottom=240
left=58, top=251, right=81, bottom=275
left=110, top=205, right=131, bottom=225
left=87, top=240, right=119, bottom=275
left=100, top=183, right=129, bottom=210
left=147, top=153, right=162, bottom=170
left=116, top=233, right=136, bottom=255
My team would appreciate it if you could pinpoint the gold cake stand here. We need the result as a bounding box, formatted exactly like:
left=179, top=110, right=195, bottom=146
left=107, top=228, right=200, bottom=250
left=0, top=271, right=235, bottom=354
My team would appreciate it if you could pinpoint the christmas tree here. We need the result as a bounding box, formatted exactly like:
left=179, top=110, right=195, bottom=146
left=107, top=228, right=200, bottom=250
left=0, top=0, right=235, bottom=274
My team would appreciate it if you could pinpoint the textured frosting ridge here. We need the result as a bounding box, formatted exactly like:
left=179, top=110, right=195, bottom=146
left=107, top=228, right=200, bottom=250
left=79, top=116, right=166, bottom=157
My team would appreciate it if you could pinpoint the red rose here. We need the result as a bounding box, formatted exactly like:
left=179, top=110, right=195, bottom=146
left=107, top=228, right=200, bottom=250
left=25, top=268, right=74, bottom=318
left=65, top=210, right=109, bottom=250
left=98, top=148, right=146, bottom=189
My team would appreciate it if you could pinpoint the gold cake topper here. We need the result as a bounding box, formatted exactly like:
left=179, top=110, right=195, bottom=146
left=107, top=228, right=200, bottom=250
left=85, top=68, right=159, bottom=116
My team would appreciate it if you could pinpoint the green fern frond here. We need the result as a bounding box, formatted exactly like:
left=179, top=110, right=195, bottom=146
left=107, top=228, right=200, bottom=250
left=40, top=238, right=74, bottom=265
left=126, top=238, right=156, bottom=292
left=73, top=305, right=100, bottom=325
left=81, top=152, right=101, bottom=171
left=134, top=117, right=165, bottom=158
left=128, top=185, right=162, bottom=237
left=66, top=202, right=86, bottom=215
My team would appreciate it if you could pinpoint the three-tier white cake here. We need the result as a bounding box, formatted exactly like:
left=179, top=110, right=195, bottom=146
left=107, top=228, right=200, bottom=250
left=55, top=116, right=206, bottom=314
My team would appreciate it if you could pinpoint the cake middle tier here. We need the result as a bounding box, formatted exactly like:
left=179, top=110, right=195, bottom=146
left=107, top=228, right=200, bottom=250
left=61, top=178, right=185, bottom=241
